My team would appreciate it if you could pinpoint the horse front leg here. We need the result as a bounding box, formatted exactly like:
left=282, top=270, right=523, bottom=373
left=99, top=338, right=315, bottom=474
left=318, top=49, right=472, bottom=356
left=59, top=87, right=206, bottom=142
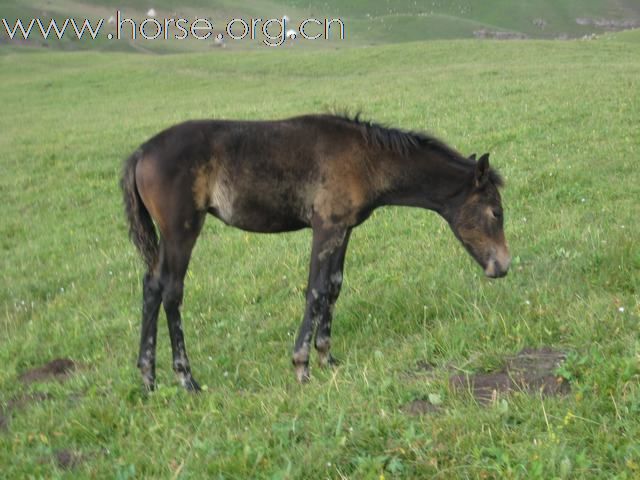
left=292, top=226, right=349, bottom=383
left=315, top=229, right=351, bottom=368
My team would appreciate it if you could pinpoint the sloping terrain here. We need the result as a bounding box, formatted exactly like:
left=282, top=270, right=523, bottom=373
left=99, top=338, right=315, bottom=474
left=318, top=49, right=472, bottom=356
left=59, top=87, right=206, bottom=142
left=1, top=0, right=639, bottom=52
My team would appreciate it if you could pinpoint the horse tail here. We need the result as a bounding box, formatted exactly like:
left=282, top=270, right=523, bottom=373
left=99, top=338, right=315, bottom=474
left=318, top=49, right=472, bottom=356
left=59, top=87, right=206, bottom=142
left=120, top=148, right=159, bottom=271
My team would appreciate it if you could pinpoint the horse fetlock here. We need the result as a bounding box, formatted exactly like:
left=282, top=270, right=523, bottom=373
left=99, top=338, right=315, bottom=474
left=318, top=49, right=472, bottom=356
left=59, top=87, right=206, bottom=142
left=316, top=337, right=338, bottom=367
left=172, top=356, right=191, bottom=374
left=317, top=350, right=331, bottom=367
left=292, top=343, right=310, bottom=364
left=138, top=348, right=154, bottom=367
left=138, top=357, right=156, bottom=390
left=315, top=335, right=330, bottom=353
left=294, top=362, right=310, bottom=383
left=315, top=334, right=330, bottom=349
left=292, top=344, right=311, bottom=383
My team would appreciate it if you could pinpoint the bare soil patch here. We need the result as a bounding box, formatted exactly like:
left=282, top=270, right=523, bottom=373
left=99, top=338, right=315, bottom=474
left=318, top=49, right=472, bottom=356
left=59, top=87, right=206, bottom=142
left=54, top=449, right=85, bottom=470
left=450, top=347, right=569, bottom=404
left=19, top=358, right=76, bottom=384
left=2, top=359, right=77, bottom=431
left=401, top=359, right=437, bottom=381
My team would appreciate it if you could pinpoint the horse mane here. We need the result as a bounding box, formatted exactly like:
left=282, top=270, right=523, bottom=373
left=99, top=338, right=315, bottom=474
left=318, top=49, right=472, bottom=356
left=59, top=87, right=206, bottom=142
left=329, top=113, right=503, bottom=187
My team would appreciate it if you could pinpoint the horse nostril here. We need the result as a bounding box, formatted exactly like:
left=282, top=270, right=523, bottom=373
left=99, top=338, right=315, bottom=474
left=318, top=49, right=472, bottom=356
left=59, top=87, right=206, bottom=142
left=485, top=259, right=509, bottom=278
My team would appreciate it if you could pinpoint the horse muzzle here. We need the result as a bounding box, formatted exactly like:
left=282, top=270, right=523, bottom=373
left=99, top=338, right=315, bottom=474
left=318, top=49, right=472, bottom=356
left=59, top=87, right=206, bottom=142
left=484, top=246, right=511, bottom=278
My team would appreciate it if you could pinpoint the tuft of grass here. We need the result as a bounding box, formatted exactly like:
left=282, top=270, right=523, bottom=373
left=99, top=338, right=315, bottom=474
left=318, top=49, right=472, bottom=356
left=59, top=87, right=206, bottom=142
left=1, top=39, right=639, bottom=478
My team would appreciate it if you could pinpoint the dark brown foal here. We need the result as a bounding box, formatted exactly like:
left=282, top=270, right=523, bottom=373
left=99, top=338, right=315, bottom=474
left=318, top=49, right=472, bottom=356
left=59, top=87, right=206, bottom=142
left=121, top=114, right=510, bottom=390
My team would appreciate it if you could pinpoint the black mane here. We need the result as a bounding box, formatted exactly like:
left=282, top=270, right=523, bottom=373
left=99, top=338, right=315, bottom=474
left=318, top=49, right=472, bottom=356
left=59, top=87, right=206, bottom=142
left=332, top=113, right=503, bottom=187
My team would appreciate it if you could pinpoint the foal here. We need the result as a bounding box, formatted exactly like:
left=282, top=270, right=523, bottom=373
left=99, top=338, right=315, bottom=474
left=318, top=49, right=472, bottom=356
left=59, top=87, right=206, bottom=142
left=121, top=114, right=510, bottom=389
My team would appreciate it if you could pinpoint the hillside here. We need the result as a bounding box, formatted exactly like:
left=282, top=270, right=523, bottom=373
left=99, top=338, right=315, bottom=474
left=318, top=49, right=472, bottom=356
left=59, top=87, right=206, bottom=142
left=1, top=0, right=640, bottom=52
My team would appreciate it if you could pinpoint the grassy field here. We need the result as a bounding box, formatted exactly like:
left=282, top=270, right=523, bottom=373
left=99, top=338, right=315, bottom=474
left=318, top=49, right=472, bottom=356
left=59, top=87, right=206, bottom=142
left=1, top=37, right=639, bottom=478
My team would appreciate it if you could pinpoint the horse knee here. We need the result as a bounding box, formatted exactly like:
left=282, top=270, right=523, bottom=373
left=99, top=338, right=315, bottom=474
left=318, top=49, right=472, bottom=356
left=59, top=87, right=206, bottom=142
left=162, top=282, right=184, bottom=311
left=308, top=289, right=330, bottom=316
left=329, top=271, right=343, bottom=298
left=143, top=273, right=162, bottom=298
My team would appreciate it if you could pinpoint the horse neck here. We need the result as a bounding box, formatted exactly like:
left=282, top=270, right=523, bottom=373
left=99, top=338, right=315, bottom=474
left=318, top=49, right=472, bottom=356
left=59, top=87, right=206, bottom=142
left=376, top=148, right=472, bottom=216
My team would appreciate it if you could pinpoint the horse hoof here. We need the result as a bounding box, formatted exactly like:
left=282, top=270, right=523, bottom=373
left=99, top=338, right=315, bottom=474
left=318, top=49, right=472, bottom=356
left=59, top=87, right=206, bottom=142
left=141, top=383, right=155, bottom=394
left=178, top=373, right=201, bottom=392
left=185, top=378, right=202, bottom=392
left=295, top=364, right=310, bottom=384
left=319, top=352, right=340, bottom=368
left=141, top=375, right=156, bottom=392
left=318, top=353, right=340, bottom=368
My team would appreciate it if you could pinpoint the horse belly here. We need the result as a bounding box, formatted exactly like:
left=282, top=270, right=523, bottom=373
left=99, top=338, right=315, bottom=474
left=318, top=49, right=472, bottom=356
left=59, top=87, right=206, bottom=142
left=208, top=180, right=310, bottom=233
left=209, top=202, right=308, bottom=232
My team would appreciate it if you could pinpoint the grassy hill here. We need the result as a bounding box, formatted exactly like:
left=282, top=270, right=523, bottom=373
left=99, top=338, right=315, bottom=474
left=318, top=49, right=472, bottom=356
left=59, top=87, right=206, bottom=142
left=1, top=0, right=640, bottom=52
left=1, top=36, right=639, bottom=477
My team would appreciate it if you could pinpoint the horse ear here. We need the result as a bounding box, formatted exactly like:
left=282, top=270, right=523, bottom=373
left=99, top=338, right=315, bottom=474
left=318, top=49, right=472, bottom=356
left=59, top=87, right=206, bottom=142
left=469, top=153, right=476, bottom=162
left=474, top=153, right=490, bottom=187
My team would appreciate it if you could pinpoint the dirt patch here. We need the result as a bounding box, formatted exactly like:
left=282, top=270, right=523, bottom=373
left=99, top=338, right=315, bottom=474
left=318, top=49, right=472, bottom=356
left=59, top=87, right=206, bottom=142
left=3, top=359, right=75, bottom=432
left=38, top=449, right=93, bottom=470
left=19, top=358, right=76, bottom=384
left=401, top=399, right=441, bottom=416
left=450, top=348, right=569, bottom=404
left=402, top=360, right=436, bottom=377
left=402, top=359, right=438, bottom=381
left=414, top=360, right=435, bottom=373
left=54, top=449, right=85, bottom=470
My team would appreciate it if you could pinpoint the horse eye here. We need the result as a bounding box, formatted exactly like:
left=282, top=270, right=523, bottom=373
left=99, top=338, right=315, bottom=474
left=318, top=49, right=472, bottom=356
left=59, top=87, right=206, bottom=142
left=492, top=209, right=503, bottom=220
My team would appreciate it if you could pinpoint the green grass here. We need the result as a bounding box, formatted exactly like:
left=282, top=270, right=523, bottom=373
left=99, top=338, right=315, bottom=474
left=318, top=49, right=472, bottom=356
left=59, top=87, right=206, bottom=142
left=1, top=38, right=640, bottom=478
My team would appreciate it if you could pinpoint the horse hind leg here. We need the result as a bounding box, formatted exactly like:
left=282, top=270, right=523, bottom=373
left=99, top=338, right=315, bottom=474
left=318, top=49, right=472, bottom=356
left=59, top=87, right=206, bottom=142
left=138, top=268, right=163, bottom=390
left=159, top=213, right=205, bottom=391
